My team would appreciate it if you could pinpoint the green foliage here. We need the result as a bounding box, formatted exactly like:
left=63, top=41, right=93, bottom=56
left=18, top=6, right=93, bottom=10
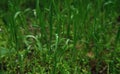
left=0, top=0, right=120, bottom=74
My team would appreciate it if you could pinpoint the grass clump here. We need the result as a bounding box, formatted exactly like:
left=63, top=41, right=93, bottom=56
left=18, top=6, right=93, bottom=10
left=0, top=0, right=120, bottom=74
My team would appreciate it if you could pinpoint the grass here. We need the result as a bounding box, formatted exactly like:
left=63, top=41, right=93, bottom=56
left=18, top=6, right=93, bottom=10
left=0, top=0, right=120, bottom=74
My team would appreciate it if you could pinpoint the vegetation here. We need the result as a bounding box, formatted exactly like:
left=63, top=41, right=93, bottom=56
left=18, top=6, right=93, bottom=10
left=0, top=0, right=120, bottom=74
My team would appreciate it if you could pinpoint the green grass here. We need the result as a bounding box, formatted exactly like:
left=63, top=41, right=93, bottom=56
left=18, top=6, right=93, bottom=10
left=0, top=0, right=120, bottom=74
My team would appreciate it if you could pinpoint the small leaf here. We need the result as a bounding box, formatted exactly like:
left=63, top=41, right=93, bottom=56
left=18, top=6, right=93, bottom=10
left=0, top=47, right=9, bottom=58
